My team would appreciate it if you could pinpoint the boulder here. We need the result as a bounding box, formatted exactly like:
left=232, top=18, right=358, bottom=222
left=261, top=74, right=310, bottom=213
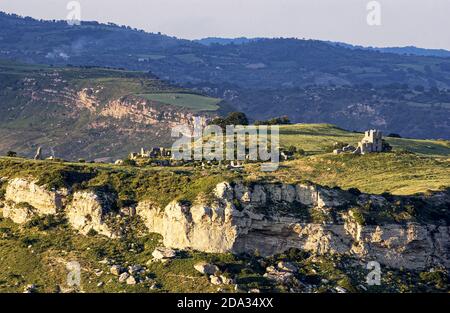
left=152, top=247, right=176, bottom=260
left=194, top=262, right=219, bottom=275
left=209, top=275, right=222, bottom=285
left=126, top=276, right=137, bottom=285
left=118, top=272, right=130, bottom=283
left=128, top=265, right=143, bottom=275
left=277, top=261, right=298, bottom=273
left=220, top=275, right=235, bottom=285
left=110, top=265, right=122, bottom=276
left=23, top=284, right=37, bottom=293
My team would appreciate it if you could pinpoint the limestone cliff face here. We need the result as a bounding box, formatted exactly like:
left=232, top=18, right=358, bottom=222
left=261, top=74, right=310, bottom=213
left=66, top=191, right=118, bottom=238
left=0, top=179, right=117, bottom=237
left=2, top=178, right=67, bottom=223
left=136, top=182, right=450, bottom=270
left=1, top=178, right=449, bottom=270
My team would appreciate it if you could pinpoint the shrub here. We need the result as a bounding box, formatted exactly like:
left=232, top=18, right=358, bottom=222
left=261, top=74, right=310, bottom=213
left=24, top=214, right=66, bottom=231
left=419, top=269, right=448, bottom=290
left=6, top=151, right=17, bottom=157
left=350, top=208, right=366, bottom=226
left=122, top=159, right=137, bottom=167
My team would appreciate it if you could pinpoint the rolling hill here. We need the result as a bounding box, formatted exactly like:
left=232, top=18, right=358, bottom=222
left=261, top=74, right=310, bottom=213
left=1, top=12, right=450, bottom=139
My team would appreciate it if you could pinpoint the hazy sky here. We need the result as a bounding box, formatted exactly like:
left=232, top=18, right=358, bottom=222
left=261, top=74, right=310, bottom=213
left=1, top=0, right=449, bottom=50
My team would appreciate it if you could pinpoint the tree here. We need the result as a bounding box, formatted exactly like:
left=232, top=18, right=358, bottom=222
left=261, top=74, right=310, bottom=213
left=6, top=151, right=17, bottom=157
left=210, top=112, right=249, bottom=129
left=225, top=112, right=249, bottom=126
left=255, top=116, right=291, bottom=126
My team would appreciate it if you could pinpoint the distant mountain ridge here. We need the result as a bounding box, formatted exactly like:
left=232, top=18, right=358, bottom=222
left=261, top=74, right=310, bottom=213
left=0, top=11, right=449, bottom=140
left=328, top=42, right=450, bottom=58
left=196, top=37, right=450, bottom=58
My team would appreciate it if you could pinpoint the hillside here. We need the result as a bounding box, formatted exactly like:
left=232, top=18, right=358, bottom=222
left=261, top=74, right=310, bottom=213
left=278, top=124, right=450, bottom=157
left=0, top=152, right=449, bottom=293
left=1, top=12, right=450, bottom=139
left=273, top=124, right=450, bottom=195
left=0, top=59, right=222, bottom=160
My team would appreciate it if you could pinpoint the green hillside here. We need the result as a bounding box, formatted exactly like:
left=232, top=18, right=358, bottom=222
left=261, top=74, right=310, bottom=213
left=137, top=93, right=221, bottom=111
left=279, top=124, right=450, bottom=157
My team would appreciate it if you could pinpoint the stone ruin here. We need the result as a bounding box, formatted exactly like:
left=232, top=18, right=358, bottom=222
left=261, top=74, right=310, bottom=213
left=334, top=129, right=389, bottom=155
left=129, top=147, right=172, bottom=160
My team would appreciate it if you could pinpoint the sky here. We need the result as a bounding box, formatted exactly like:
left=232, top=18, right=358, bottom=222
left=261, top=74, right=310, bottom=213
left=1, top=0, right=449, bottom=50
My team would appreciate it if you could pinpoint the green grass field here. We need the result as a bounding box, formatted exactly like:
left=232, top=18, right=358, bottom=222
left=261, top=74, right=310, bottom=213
left=137, top=93, right=221, bottom=111
left=279, top=124, right=450, bottom=157
left=249, top=153, right=450, bottom=195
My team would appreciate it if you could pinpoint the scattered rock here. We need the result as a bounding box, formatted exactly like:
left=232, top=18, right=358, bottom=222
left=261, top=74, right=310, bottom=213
left=209, top=275, right=222, bottom=285
left=264, top=268, right=295, bottom=284
left=110, top=265, right=122, bottom=276
left=118, top=272, right=130, bottom=283
left=277, top=261, right=298, bottom=273
left=220, top=275, right=235, bottom=285
left=94, top=269, right=103, bottom=277
left=335, top=286, right=347, bottom=293
left=23, top=284, right=37, bottom=293
left=97, top=282, right=104, bottom=287
left=194, top=262, right=219, bottom=275
left=128, top=265, right=142, bottom=275
left=248, top=288, right=260, bottom=293
left=126, top=276, right=137, bottom=285
left=152, top=247, right=176, bottom=260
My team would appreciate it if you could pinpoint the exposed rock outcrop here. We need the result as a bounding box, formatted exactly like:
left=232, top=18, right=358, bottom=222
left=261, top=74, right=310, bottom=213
left=2, top=178, right=67, bottom=223
left=137, top=182, right=450, bottom=270
left=66, top=190, right=118, bottom=238
left=1, top=176, right=449, bottom=270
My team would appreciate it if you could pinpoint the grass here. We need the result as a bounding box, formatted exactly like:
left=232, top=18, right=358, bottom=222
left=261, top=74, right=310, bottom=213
left=137, top=93, right=221, bottom=111
left=0, top=157, right=234, bottom=208
left=248, top=152, right=450, bottom=195
left=279, top=124, right=450, bottom=157
left=2, top=214, right=445, bottom=293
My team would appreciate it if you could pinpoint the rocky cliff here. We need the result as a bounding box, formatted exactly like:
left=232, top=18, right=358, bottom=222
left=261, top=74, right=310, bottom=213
left=1, top=178, right=449, bottom=270
left=0, top=60, right=217, bottom=160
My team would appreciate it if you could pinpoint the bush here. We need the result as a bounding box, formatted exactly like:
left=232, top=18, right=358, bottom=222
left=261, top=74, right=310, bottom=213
left=6, top=151, right=17, bottom=157
left=25, top=214, right=66, bottom=231
left=350, top=208, right=366, bottom=225
left=122, top=159, right=137, bottom=167
left=419, top=269, right=448, bottom=290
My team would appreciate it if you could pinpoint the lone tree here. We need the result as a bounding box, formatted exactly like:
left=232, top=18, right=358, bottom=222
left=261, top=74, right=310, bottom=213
left=211, top=112, right=249, bottom=129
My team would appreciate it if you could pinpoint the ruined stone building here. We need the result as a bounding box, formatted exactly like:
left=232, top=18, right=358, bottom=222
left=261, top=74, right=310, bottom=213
left=354, top=130, right=384, bottom=154
left=333, top=129, right=388, bottom=155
